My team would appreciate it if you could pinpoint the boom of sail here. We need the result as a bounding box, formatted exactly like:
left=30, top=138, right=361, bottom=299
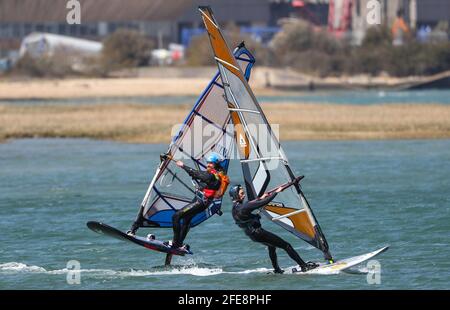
left=132, top=43, right=255, bottom=229
left=199, top=6, right=333, bottom=261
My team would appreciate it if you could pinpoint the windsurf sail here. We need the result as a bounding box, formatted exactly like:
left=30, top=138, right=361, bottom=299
left=199, top=6, right=333, bottom=261
left=132, top=43, right=255, bottom=229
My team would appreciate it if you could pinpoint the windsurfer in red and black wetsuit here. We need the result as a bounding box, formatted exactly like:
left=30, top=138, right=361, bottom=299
left=170, top=153, right=229, bottom=251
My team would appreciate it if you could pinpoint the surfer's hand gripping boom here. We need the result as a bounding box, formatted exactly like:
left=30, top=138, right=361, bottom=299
left=160, top=153, right=185, bottom=168
left=263, top=175, right=304, bottom=198
left=160, top=153, right=173, bottom=162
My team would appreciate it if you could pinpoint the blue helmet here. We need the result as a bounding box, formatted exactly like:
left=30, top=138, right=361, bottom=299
left=229, top=184, right=242, bottom=201
left=207, top=152, right=222, bottom=164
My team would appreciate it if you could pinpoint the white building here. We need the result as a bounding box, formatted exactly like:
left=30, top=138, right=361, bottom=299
left=19, top=32, right=102, bottom=58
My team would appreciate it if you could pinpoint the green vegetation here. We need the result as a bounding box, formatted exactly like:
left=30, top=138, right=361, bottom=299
left=12, top=50, right=77, bottom=78
left=185, top=23, right=271, bottom=66
left=271, top=20, right=450, bottom=77
left=9, top=29, right=154, bottom=78
left=271, top=20, right=349, bottom=76
left=7, top=22, right=450, bottom=78
left=101, top=29, right=154, bottom=70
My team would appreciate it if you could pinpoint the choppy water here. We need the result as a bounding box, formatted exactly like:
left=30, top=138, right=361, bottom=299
left=0, top=138, right=449, bottom=289
left=2, top=90, right=450, bottom=106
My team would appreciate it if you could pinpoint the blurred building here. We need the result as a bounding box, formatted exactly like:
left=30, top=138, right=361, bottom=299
left=19, top=32, right=102, bottom=58
left=178, top=0, right=275, bottom=46
left=0, top=0, right=334, bottom=57
left=179, top=0, right=330, bottom=45
left=415, top=0, right=450, bottom=28
left=0, top=0, right=193, bottom=57
left=331, top=0, right=450, bottom=44
left=2, top=0, right=447, bottom=59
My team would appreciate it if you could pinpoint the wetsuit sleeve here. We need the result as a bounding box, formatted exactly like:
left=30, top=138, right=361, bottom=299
left=242, top=192, right=278, bottom=215
left=182, top=165, right=216, bottom=183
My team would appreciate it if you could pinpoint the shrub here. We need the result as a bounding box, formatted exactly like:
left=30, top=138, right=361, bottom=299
left=185, top=23, right=270, bottom=66
left=361, top=26, right=392, bottom=47
left=101, top=29, right=154, bottom=70
left=185, top=34, right=216, bottom=66
left=270, top=19, right=347, bottom=75
left=271, top=22, right=450, bottom=77
left=380, top=41, right=450, bottom=76
left=12, top=50, right=76, bottom=78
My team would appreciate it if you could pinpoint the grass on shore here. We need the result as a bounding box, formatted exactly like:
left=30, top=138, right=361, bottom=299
left=1, top=103, right=450, bottom=143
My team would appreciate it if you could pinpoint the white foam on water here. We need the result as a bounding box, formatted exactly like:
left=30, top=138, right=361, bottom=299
left=0, top=262, right=350, bottom=277
left=343, top=266, right=370, bottom=275
left=0, top=262, right=223, bottom=277
left=0, top=262, right=47, bottom=273
left=224, top=266, right=342, bottom=276
left=223, top=267, right=271, bottom=274
left=0, top=262, right=122, bottom=276
left=120, top=266, right=223, bottom=277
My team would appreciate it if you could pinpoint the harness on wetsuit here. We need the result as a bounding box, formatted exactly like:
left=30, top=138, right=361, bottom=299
left=183, top=165, right=221, bottom=199
left=171, top=158, right=223, bottom=249
left=233, top=208, right=262, bottom=230
left=230, top=185, right=274, bottom=233
left=229, top=185, right=319, bottom=273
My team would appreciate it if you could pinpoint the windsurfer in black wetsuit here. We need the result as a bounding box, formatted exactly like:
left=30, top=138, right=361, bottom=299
left=229, top=184, right=318, bottom=274
left=169, top=153, right=229, bottom=249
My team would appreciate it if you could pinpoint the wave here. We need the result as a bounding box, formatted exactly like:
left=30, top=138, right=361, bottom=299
left=343, top=266, right=370, bottom=275
left=0, top=262, right=223, bottom=277
left=0, top=262, right=47, bottom=273
left=1, top=262, right=359, bottom=277
left=224, top=267, right=271, bottom=274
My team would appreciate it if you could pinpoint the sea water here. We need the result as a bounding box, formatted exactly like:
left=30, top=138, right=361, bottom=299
left=0, top=138, right=449, bottom=289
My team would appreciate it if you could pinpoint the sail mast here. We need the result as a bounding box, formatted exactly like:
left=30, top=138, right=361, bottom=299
left=200, top=6, right=332, bottom=261
left=132, top=42, right=256, bottom=230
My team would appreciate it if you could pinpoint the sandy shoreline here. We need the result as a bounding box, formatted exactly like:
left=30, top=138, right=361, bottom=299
left=0, top=76, right=281, bottom=100
left=2, top=69, right=446, bottom=99
left=0, top=78, right=212, bottom=99
left=1, top=103, right=449, bottom=143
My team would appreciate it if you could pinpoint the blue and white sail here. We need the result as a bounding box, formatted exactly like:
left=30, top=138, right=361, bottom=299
left=134, top=43, right=255, bottom=228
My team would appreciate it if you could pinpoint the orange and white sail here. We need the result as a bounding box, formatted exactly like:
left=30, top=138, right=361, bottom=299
left=199, top=6, right=333, bottom=261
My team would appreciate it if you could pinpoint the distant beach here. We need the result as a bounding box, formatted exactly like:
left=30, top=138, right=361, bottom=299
left=0, top=75, right=278, bottom=100
left=3, top=69, right=446, bottom=100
